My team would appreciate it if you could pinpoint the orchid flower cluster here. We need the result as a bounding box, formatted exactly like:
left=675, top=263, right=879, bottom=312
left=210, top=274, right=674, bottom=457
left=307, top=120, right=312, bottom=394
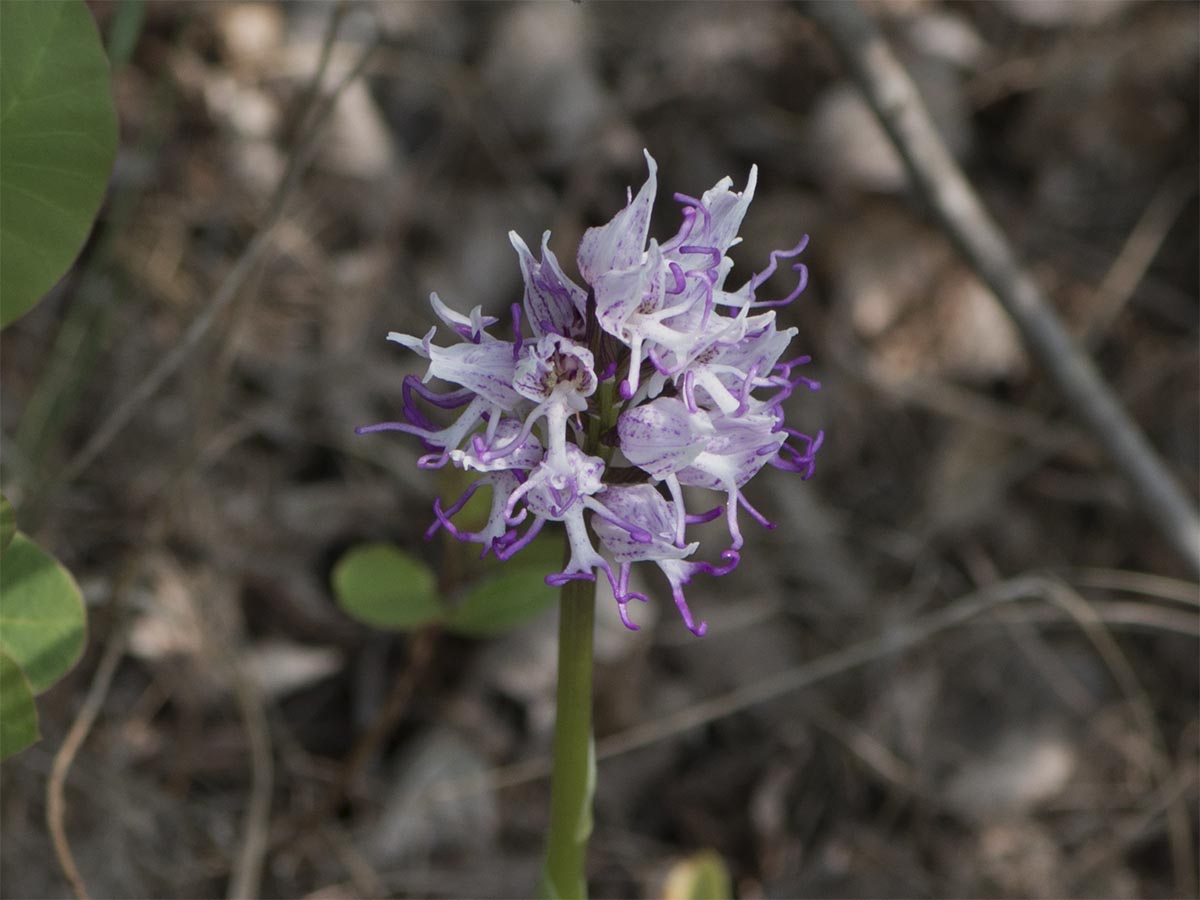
left=359, top=153, right=822, bottom=636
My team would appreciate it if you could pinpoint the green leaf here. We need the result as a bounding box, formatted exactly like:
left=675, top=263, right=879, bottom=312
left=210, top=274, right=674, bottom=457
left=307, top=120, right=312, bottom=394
left=443, top=469, right=494, bottom=533
left=663, top=850, right=734, bottom=900
left=0, top=0, right=118, bottom=328
left=445, top=565, right=558, bottom=638
left=332, top=543, right=442, bottom=631
left=0, top=650, right=39, bottom=760
left=0, top=533, right=87, bottom=692
left=0, top=494, right=15, bottom=556
left=514, top=534, right=566, bottom=572
left=105, top=0, right=145, bottom=70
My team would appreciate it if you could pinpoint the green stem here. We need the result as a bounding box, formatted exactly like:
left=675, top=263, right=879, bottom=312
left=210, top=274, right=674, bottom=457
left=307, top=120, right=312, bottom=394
left=540, top=572, right=596, bottom=899
left=540, top=377, right=616, bottom=898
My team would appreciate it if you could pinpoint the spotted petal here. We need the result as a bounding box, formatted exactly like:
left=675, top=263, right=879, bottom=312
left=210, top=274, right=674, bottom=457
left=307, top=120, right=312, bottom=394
left=510, top=230, right=588, bottom=339
left=389, top=331, right=521, bottom=409
left=577, top=150, right=657, bottom=284
left=617, top=397, right=712, bottom=480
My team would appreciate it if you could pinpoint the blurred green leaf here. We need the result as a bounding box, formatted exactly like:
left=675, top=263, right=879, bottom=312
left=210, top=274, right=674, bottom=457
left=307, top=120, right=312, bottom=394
left=0, top=0, right=118, bottom=328
left=442, top=468, right=493, bottom=533
left=0, top=533, right=86, bottom=693
left=662, top=849, right=734, bottom=900
left=516, top=535, right=566, bottom=572
left=446, top=565, right=558, bottom=637
left=105, top=0, right=145, bottom=69
left=333, top=543, right=441, bottom=631
left=0, top=495, right=15, bottom=557
left=0, top=651, right=39, bottom=760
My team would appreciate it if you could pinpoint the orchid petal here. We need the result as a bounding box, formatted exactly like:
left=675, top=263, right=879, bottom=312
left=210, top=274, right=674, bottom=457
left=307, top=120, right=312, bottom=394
left=510, top=230, right=588, bottom=339
left=617, top=397, right=712, bottom=480
left=578, top=150, right=658, bottom=283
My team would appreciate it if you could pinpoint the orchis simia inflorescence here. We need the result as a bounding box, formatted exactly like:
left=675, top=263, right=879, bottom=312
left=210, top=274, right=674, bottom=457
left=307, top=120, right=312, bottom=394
left=359, top=152, right=823, bottom=636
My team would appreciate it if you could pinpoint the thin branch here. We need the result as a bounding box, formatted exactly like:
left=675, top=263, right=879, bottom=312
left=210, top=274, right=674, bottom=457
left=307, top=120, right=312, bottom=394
left=412, top=576, right=1045, bottom=811
left=222, top=24, right=384, bottom=896
left=60, top=6, right=379, bottom=486
left=982, top=600, right=1198, bottom=639
left=270, top=629, right=438, bottom=850
left=591, top=576, right=1040, bottom=762
left=402, top=574, right=1193, bottom=814
left=1068, top=767, right=1199, bottom=886
left=1064, top=567, right=1200, bottom=608
left=334, top=630, right=438, bottom=802
left=225, top=658, right=274, bottom=900
left=319, top=821, right=388, bottom=899
left=1084, top=169, right=1196, bottom=349
left=827, top=316, right=1085, bottom=453
left=799, top=696, right=928, bottom=799
left=1045, top=580, right=1196, bottom=898
left=804, top=0, right=1200, bottom=577
left=47, top=624, right=129, bottom=900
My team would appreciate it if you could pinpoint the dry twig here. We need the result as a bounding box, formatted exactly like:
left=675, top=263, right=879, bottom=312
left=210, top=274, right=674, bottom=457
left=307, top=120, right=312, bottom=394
left=412, top=576, right=1047, bottom=810
left=804, top=0, right=1200, bottom=576
left=60, top=4, right=379, bottom=487
left=47, top=623, right=130, bottom=900
left=404, top=574, right=1195, bottom=817
left=1066, top=567, right=1200, bottom=608
left=1044, top=580, right=1196, bottom=898
left=271, top=629, right=439, bottom=851
left=982, top=600, right=1198, bottom=639
left=1084, top=170, right=1197, bottom=349
left=225, top=656, right=275, bottom=900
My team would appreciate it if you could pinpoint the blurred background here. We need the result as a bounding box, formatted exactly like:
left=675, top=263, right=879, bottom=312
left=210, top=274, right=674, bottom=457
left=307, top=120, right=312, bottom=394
left=1, top=1, right=1197, bottom=897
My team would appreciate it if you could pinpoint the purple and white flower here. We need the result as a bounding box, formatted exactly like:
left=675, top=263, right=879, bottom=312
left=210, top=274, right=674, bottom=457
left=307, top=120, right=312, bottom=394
left=359, top=152, right=823, bottom=635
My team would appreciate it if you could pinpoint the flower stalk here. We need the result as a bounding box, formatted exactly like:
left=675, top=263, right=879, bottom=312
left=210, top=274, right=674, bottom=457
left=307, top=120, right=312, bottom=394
left=541, top=375, right=617, bottom=898
left=356, top=150, right=825, bottom=897
left=541, top=572, right=596, bottom=900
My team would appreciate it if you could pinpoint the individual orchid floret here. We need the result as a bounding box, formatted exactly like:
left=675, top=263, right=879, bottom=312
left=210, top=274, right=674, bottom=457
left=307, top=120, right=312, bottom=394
left=582, top=154, right=765, bottom=401
left=513, top=334, right=597, bottom=412
left=619, top=399, right=788, bottom=552
left=424, top=419, right=545, bottom=557
left=387, top=328, right=520, bottom=410
left=359, top=150, right=823, bottom=635
left=427, top=470, right=525, bottom=557
left=616, top=396, right=713, bottom=544
left=591, top=239, right=755, bottom=403
left=655, top=165, right=758, bottom=335
left=358, top=313, right=525, bottom=467
left=591, top=484, right=737, bottom=636
left=662, top=313, right=798, bottom=416
left=672, top=410, right=788, bottom=551
left=476, top=333, right=598, bottom=471
left=451, top=417, right=544, bottom=473
left=504, top=444, right=624, bottom=597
